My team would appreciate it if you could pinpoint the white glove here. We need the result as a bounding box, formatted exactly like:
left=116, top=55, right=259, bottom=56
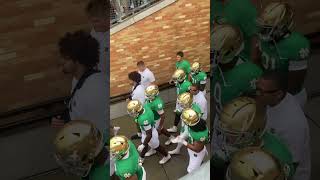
left=176, top=136, right=188, bottom=146
left=113, top=126, right=120, bottom=136
left=137, top=144, right=145, bottom=152
left=171, top=136, right=180, bottom=143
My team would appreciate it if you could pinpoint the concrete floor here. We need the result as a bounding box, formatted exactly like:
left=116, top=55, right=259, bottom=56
left=111, top=102, right=211, bottom=180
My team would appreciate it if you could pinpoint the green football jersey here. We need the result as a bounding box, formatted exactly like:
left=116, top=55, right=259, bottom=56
left=259, top=32, right=310, bottom=72
left=84, top=135, right=109, bottom=180
left=176, top=59, right=191, bottom=76
left=212, top=61, right=263, bottom=113
left=135, top=105, right=155, bottom=131
left=85, top=162, right=109, bottom=180
left=176, top=80, right=192, bottom=95
left=115, top=141, right=144, bottom=180
left=188, top=127, right=209, bottom=145
left=191, top=71, right=207, bottom=85
left=211, top=0, right=258, bottom=61
left=192, top=103, right=203, bottom=118
left=145, top=96, right=165, bottom=121
left=262, top=132, right=295, bottom=178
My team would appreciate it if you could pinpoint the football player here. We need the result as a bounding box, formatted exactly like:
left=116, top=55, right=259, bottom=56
left=172, top=108, right=209, bottom=173
left=53, top=120, right=109, bottom=180
left=211, top=24, right=263, bottom=115
left=176, top=51, right=191, bottom=77
left=210, top=0, right=259, bottom=62
left=169, top=92, right=204, bottom=155
left=127, top=100, right=171, bottom=164
left=189, top=62, right=207, bottom=93
left=257, top=2, right=310, bottom=107
left=143, top=84, right=175, bottom=157
left=167, top=69, right=192, bottom=133
left=110, top=135, right=146, bottom=180
left=226, top=147, right=291, bottom=180
left=212, top=96, right=295, bottom=179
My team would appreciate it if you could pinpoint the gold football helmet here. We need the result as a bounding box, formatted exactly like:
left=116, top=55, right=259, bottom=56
left=53, top=120, right=104, bottom=177
left=226, top=147, right=286, bottom=180
left=171, top=69, right=186, bottom=83
left=191, top=62, right=201, bottom=74
left=181, top=108, right=200, bottom=126
left=127, top=100, right=143, bottom=117
left=177, top=92, right=193, bottom=109
left=145, top=84, right=159, bottom=100
left=257, top=2, right=294, bottom=41
left=216, top=96, right=266, bottom=147
left=211, top=24, right=244, bottom=64
left=110, top=135, right=130, bottom=160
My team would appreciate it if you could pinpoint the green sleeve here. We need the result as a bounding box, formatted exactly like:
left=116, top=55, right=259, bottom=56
left=85, top=161, right=109, bottom=180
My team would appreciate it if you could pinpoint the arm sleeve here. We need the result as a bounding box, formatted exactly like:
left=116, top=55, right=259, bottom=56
left=79, top=78, right=108, bottom=133
left=288, top=60, right=308, bottom=71
left=144, top=124, right=152, bottom=131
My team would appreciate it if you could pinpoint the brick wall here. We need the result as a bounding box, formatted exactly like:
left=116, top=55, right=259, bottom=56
left=110, top=0, right=210, bottom=97
left=0, top=1, right=90, bottom=113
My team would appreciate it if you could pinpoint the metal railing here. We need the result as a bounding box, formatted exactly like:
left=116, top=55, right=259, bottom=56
left=110, top=0, right=162, bottom=25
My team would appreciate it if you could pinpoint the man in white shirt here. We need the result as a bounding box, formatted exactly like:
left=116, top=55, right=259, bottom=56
left=128, top=71, right=145, bottom=105
left=137, top=61, right=155, bottom=89
left=51, top=30, right=107, bottom=136
left=127, top=71, right=145, bottom=140
left=86, top=0, right=109, bottom=75
left=189, top=84, right=207, bottom=121
left=255, top=71, right=311, bottom=180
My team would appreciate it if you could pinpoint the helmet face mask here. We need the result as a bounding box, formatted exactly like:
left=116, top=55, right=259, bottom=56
left=127, top=109, right=140, bottom=118
left=215, top=122, right=264, bottom=148
left=54, top=153, right=94, bottom=177
left=257, top=23, right=274, bottom=41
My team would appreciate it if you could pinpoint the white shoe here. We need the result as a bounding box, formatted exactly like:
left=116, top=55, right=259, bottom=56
left=167, top=126, right=177, bottom=133
left=145, top=149, right=156, bottom=157
left=168, top=148, right=180, bottom=155
left=165, top=136, right=175, bottom=145
left=159, top=154, right=171, bottom=164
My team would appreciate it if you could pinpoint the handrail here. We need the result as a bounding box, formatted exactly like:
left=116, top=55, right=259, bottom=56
left=0, top=97, right=67, bottom=119
left=110, top=0, right=163, bottom=25
left=18, top=168, right=61, bottom=180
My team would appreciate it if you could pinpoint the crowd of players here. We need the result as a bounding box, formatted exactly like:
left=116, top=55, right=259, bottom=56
left=211, top=0, right=311, bottom=179
left=110, top=51, right=209, bottom=180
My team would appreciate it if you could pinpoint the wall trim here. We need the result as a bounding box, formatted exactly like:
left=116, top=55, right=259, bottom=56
left=110, top=0, right=177, bottom=35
